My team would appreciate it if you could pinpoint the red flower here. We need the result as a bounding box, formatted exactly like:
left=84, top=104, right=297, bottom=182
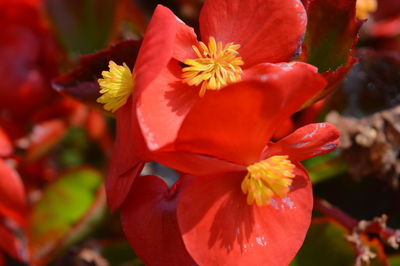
left=134, top=1, right=308, bottom=153
left=121, top=121, right=339, bottom=265
left=105, top=0, right=330, bottom=210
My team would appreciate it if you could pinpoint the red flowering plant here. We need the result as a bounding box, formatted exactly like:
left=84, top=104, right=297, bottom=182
left=85, top=0, right=341, bottom=264
left=0, top=0, right=395, bottom=264
left=121, top=118, right=339, bottom=265
left=95, top=0, right=328, bottom=211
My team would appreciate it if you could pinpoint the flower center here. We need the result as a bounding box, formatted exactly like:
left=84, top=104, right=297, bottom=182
left=97, top=60, right=133, bottom=112
left=241, top=156, right=296, bottom=206
left=182, top=37, right=244, bottom=97
left=356, top=0, right=377, bottom=19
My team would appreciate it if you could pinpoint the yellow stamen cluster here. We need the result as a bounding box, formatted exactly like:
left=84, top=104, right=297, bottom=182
left=182, top=37, right=244, bottom=97
left=97, top=61, right=133, bottom=113
left=356, top=0, right=377, bottom=20
left=241, top=156, right=296, bottom=206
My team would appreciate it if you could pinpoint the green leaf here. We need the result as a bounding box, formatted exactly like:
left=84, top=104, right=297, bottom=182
left=101, top=241, right=144, bottom=265
left=291, top=219, right=356, bottom=266
left=389, top=255, right=400, bottom=266
left=304, top=0, right=359, bottom=73
left=45, top=0, right=116, bottom=60
left=303, top=152, right=347, bottom=184
left=28, top=168, right=106, bottom=265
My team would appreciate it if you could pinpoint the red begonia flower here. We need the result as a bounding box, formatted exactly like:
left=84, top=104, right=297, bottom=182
left=120, top=175, right=196, bottom=266
left=134, top=1, right=310, bottom=153
left=174, top=123, right=339, bottom=265
left=173, top=63, right=326, bottom=165
left=177, top=166, right=311, bottom=266
left=107, top=0, right=318, bottom=211
left=121, top=122, right=339, bottom=265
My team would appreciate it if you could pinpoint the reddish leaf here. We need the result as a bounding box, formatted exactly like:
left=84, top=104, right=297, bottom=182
left=25, top=119, right=67, bottom=162
left=52, top=40, right=141, bottom=109
left=303, top=56, right=357, bottom=106
left=303, top=0, right=360, bottom=73
left=0, top=160, right=26, bottom=226
left=0, top=128, right=12, bottom=157
left=0, top=223, right=27, bottom=262
left=28, top=168, right=105, bottom=265
left=299, top=0, right=361, bottom=105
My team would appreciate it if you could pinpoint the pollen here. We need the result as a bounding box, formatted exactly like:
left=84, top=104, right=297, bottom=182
left=182, top=37, right=244, bottom=97
left=241, top=156, right=296, bottom=206
left=97, top=61, right=133, bottom=112
left=356, top=0, right=377, bottom=20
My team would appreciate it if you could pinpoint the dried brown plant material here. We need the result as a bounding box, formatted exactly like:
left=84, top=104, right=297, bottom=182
left=327, top=105, right=400, bottom=187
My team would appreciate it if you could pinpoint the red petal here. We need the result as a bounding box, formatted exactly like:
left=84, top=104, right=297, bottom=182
left=199, top=0, right=307, bottom=66
left=134, top=5, right=197, bottom=96
left=106, top=160, right=144, bottom=211
left=137, top=60, right=199, bottom=151
left=107, top=100, right=148, bottom=211
left=177, top=167, right=312, bottom=265
left=264, top=122, right=340, bottom=162
left=0, top=224, right=26, bottom=262
left=271, top=118, right=295, bottom=140
left=154, top=151, right=244, bottom=176
left=120, top=175, right=196, bottom=266
left=111, top=100, right=147, bottom=176
left=176, top=63, right=326, bottom=165
left=0, top=160, right=26, bottom=226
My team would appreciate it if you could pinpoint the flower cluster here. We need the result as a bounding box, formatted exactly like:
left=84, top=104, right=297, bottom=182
left=98, top=0, right=340, bottom=264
